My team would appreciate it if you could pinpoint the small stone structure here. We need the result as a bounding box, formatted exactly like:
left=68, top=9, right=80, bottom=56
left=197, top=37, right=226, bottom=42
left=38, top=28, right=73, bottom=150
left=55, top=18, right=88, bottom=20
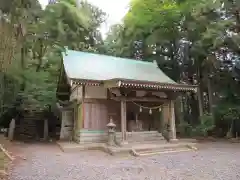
left=106, top=118, right=116, bottom=146
left=8, top=119, right=15, bottom=141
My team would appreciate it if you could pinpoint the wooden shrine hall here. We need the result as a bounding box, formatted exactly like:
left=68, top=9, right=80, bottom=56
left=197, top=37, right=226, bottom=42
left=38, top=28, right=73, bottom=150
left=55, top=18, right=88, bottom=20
left=56, top=48, right=197, bottom=148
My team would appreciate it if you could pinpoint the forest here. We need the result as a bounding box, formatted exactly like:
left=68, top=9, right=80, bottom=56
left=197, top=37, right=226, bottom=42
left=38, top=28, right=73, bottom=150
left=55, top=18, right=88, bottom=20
left=0, top=0, right=240, bottom=138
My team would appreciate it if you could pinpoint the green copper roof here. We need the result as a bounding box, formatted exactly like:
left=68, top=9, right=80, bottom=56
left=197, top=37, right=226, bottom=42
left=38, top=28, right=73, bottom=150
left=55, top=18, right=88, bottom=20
left=62, top=49, right=176, bottom=84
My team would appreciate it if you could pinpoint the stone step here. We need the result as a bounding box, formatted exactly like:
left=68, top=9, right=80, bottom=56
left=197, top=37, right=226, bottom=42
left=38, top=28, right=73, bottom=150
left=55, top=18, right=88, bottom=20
left=57, top=142, right=105, bottom=153
left=105, top=142, right=197, bottom=156
left=131, top=143, right=197, bottom=157
left=116, top=131, right=161, bottom=137
left=127, top=136, right=166, bottom=143
left=131, top=147, right=192, bottom=157
left=126, top=134, right=164, bottom=139
left=116, top=132, right=166, bottom=144
left=126, top=131, right=161, bottom=137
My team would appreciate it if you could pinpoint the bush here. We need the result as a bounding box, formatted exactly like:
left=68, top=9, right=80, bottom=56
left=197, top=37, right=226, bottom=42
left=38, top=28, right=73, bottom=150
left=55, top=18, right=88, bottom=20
left=214, top=104, right=240, bottom=137
left=177, top=121, right=192, bottom=137
left=191, top=114, right=215, bottom=137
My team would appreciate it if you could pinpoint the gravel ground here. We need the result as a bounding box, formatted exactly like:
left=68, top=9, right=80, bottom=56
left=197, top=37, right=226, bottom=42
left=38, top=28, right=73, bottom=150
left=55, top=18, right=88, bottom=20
left=7, top=142, right=240, bottom=180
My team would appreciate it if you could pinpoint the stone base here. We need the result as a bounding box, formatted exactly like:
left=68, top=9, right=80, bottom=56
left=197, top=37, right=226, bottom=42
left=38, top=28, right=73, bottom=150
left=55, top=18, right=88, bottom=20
left=105, top=141, right=197, bottom=157
left=74, top=130, right=107, bottom=144
left=57, top=141, right=105, bottom=152
left=119, top=141, right=128, bottom=147
left=169, top=138, right=178, bottom=143
left=74, top=130, right=166, bottom=145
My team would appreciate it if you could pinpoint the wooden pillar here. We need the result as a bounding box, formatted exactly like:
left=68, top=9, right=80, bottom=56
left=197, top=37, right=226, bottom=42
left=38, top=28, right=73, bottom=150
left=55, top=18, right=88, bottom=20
left=82, top=85, right=86, bottom=129
left=162, top=104, right=169, bottom=127
left=160, top=103, right=169, bottom=138
left=160, top=108, right=164, bottom=133
left=43, top=119, right=48, bottom=141
left=120, top=100, right=127, bottom=144
left=169, top=100, right=177, bottom=141
left=73, top=105, right=78, bottom=141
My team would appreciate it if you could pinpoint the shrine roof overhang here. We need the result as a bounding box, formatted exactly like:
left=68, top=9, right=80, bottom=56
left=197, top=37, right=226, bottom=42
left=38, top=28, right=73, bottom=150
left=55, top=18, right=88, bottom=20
left=70, top=78, right=198, bottom=92
left=62, top=49, right=197, bottom=92
left=71, top=78, right=102, bottom=86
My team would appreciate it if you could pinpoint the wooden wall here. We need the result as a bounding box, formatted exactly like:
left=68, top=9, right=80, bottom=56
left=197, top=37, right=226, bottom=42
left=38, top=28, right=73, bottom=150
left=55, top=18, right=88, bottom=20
left=82, top=100, right=163, bottom=132
left=85, top=86, right=107, bottom=99
left=70, top=85, right=107, bottom=101
left=83, top=100, right=121, bottom=131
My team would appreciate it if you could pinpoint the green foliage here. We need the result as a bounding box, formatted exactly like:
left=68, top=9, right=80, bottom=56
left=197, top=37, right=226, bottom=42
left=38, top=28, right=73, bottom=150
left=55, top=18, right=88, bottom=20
left=103, top=0, right=240, bottom=138
left=177, top=121, right=192, bottom=137
left=177, top=114, right=215, bottom=137
left=44, top=0, right=106, bottom=51
left=192, top=114, right=215, bottom=137
left=215, top=104, right=240, bottom=122
left=0, top=0, right=106, bottom=114
left=213, top=102, right=240, bottom=136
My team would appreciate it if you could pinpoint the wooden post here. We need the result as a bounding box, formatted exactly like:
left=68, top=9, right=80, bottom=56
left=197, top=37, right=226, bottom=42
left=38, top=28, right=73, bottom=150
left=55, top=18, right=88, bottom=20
left=120, top=100, right=127, bottom=144
left=160, top=103, right=169, bottom=138
left=43, top=119, right=48, bottom=141
left=82, top=85, right=86, bottom=129
left=160, top=108, right=164, bottom=133
left=169, top=100, right=177, bottom=141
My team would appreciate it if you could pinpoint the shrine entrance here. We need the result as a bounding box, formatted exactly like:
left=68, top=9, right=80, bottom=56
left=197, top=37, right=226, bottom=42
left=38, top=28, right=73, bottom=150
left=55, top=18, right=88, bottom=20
left=126, top=102, right=163, bottom=132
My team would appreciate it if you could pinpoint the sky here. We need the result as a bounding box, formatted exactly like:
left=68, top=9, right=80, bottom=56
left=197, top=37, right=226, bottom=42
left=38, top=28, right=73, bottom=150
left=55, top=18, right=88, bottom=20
left=38, top=0, right=130, bottom=36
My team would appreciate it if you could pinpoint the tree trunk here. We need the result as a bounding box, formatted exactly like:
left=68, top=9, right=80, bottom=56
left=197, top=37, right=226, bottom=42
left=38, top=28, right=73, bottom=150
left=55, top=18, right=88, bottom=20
left=190, top=92, right=199, bottom=124
left=197, top=85, right=204, bottom=117
left=0, top=20, right=16, bottom=72
left=207, top=77, right=214, bottom=114
left=197, top=66, right=204, bottom=117
left=20, top=47, right=26, bottom=91
left=174, top=97, right=183, bottom=125
left=43, top=119, right=48, bottom=141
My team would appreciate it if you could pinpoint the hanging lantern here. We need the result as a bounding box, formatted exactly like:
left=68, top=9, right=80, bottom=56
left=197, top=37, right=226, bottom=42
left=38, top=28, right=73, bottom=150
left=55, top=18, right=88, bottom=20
left=159, top=107, right=162, bottom=112
left=139, top=107, right=142, bottom=112
left=149, top=109, right=152, bottom=114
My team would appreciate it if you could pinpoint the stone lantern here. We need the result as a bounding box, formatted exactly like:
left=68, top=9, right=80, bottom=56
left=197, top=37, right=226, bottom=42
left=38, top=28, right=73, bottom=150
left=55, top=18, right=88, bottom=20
left=106, top=117, right=116, bottom=146
left=166, top=123, right=171, bottom=141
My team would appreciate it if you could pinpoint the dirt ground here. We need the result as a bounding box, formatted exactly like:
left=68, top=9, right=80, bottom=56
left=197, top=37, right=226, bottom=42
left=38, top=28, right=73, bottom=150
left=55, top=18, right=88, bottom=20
left=2, top=140, right=240, bottom=180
